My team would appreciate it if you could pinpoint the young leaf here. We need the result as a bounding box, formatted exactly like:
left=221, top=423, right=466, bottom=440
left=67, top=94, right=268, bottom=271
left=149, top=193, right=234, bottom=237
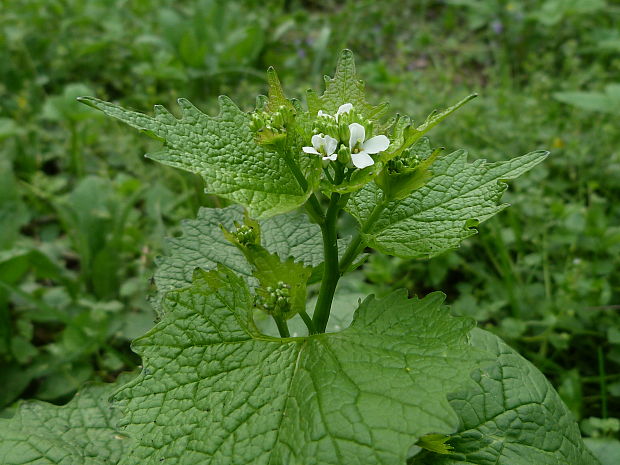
left=410, top=329, right=600, bottom=465
left=222, top=223, right=313, bottom=320
left=77, top=96, right=318, bottom=219
left=264, top=67, right=295, bottom=113
left=115, top=267, right=486, bottom=465
left=308, top=49, right=388, bottom=121
left=154, top=205, right=347, bottom=310
left=347, top=150, right=548, bottom=259
left=0, top=376, right=131, bottom=465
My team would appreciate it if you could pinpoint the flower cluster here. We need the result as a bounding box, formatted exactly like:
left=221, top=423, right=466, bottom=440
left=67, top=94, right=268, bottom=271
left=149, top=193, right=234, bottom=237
left=386, top=147, right=420, bottom=175
left=303, top=103, right=390, bottom=170
left=232, top=224, right=257, bottom=246
left=249, top=105, right=294, bottom=134
left=255, top=281, right=291, bottom=317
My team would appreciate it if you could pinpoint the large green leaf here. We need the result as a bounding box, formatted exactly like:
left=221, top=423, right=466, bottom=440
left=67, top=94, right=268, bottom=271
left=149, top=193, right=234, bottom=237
left=115, top=267, right=485, bottom=465
left=153, top=205, right=327, bottom=307
left=153, top=205, right=251, bottom=306
left=346, top=150, right=548, bottom=259
left=0, top=376, right=131, bottom=465
left=411, top=329, right=599, bottom=465
left=78, top=96, right=316, bottom=219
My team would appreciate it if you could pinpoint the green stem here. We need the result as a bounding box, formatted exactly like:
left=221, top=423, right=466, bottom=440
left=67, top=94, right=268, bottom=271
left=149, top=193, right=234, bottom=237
left=299, top=309, right=315, bottom=334
left=274, top=315, right=290, bottom=338
left=312, top=192, right=342, bottom=333
left=339, top=234, right=364, bottom=275
left=339, top=195, right=388, bottom=274
left=323, top=167, right=334, bottom=184
left=305, top=194, right=325, bottom=225
left=283, top=148, right=324, bottom=225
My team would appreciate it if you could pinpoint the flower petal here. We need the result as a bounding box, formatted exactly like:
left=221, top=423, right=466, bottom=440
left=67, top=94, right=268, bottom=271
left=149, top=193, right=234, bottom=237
left=362, top=135, right=390, bottom=154
left=323, top=153, right=338, bottom=161
left=317, top=110, right=332, bottom=118
left=303, top=146, right=320, bottom=155
left=311, top=134, right=325, bottom=149
left=336, top=103, right=353, bottom=119
left=349, top=123, right=366, bottom=150
left=351, top=150, right=374, bottom=169
left=324, top=135, right=338, bottom=155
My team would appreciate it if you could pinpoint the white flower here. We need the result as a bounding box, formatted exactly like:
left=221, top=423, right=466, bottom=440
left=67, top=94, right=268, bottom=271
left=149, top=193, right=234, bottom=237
left=335, top=103, right=352, bottom=120
left=317, top=103, right=353, bottom=122
left=302, top=134, right=338, bottom=161
left=348, top=123, right=390, bottom=169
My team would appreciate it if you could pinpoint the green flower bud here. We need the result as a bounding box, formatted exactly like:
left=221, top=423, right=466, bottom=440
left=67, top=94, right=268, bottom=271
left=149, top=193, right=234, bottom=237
left=233, top=224, right=258, bottom=246
left=255, top=281, right=292, bottom=317
left=377, top=146, right=442, bottom=201
left=249, top=112, right=265, bottom=132
left=337, top=144, right=351, bottom=165
left=313, top=117, right=339, bottom=139
left=386, top=147, right=420, bottom=175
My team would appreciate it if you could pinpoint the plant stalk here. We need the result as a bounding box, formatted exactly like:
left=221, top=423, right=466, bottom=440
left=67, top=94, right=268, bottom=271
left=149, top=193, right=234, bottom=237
left=312, top=192, right=342, bottom=333
left=274, top=315, right=290, bottom=338
left=282, top=148, right=324, bottom=225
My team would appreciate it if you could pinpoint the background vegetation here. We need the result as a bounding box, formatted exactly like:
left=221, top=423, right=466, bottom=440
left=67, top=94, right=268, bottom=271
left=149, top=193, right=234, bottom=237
left=1, top=0, right=619, bottom=446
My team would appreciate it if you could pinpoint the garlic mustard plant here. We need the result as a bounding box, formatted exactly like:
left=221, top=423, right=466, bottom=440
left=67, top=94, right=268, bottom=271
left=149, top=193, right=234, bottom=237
left=0, top=50, right=599, bottom=465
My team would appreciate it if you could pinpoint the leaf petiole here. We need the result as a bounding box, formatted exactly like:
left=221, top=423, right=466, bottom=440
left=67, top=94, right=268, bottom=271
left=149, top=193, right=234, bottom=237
left=281, top=147, right=325, bottom=225
left=298, top=309, right=315, bottom=334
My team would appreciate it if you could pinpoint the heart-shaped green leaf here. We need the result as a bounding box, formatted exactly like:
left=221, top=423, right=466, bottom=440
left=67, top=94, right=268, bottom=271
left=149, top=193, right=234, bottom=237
left=115, top=267, right=485, bottom=465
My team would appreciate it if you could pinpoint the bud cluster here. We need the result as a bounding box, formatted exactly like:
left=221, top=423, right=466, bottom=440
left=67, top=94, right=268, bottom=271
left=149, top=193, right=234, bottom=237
left=233, top=224, right=257, bottom=246
left=249, top=105, right=295, bottom=135
left=312, top=109, right=374, bottom=145
left=255, top=281, right=292, bottom=317
left=386, top=147, right=420, bottom=175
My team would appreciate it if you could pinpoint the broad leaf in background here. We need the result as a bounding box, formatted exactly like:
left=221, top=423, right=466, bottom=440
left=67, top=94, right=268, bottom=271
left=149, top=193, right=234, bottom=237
left=0, top=159, right=29, bottom=250
left=0, top=247, right=69, bottom=407
left=115, top=267, right=485, bottom=465
left=554, top=84, right=620, bottom=115
left=347, top=150, right=548, bottom=259
left=0, top=376, right=131, bottom=465
left=411, top=329, right=600, bottom=465
left=78, top=96, right=318, bottom=219
left=153, top=205, right=327, bottom=309
left=584, top=438, right=620, bottom=465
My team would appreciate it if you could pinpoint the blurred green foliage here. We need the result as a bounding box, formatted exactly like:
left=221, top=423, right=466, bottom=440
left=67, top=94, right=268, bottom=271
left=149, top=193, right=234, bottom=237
left=0, top=0, right=618, bottom=453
